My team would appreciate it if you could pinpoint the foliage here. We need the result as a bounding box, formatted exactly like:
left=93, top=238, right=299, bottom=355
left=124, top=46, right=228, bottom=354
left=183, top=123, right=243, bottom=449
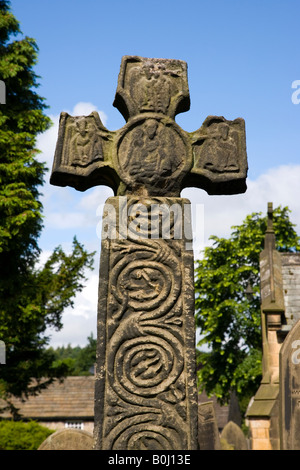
left=0, top=0, right=95, bottom=406
left=49, top=333, right=97, bottom=376
left=195, top=206, right=300, bottom=410
left=0, top=420, right=54, bottom=450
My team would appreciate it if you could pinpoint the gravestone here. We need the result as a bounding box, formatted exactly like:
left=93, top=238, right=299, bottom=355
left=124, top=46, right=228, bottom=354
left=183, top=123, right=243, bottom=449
left=50, top=55, right=248, bottom=450
left=220, top=421, right=248, bottom=450
left=280, top=319, right=300, bottom=449
left=198, top=401, right=221, bottom=450
left=38, top=429, right=93, bottom=450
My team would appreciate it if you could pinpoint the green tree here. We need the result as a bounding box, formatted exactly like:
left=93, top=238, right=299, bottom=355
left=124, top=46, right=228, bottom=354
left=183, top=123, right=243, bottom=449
left=75, top=333, right=96, bottom=374
left=50, top=333, right=97, bottom=376
left=195, top=206, right=300, bottom=412
left=0, top=0, right=95, bottom=408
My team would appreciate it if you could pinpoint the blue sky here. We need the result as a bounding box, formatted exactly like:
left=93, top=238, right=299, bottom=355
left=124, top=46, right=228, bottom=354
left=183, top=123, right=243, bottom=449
left=9, top=0, right=300, bottom=346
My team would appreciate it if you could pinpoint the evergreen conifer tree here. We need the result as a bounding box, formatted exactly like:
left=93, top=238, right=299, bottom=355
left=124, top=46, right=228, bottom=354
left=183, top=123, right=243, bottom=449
left=0, top=0, right=94, bottom=408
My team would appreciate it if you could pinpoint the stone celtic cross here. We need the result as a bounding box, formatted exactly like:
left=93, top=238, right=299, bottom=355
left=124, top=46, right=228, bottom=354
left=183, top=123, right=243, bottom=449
left=50, top=56, right=248, bottom=450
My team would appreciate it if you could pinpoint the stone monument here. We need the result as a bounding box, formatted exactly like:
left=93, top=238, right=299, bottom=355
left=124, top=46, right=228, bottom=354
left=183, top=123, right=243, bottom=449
left=50, top=56, right=248, bottom=450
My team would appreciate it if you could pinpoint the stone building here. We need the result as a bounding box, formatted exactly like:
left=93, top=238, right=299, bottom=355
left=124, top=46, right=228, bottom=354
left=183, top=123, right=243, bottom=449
left=246, top=203, right=300, bottom=450
left=0, top=376, right=94, bottom=434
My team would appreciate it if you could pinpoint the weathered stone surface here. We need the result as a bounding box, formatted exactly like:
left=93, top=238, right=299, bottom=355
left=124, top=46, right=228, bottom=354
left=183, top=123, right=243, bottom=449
left=280, top=319, right=300, bottom=449
left=220, top=421, right=248, bottom=450
left=38, top=429, right=93, bottom=450
left=94, top=197, right=198, bottom=450
left=50, top=55, right=248, bottom=451
left=198, top=401, right=221, bottom=450
left=50, top=56, right=247, bottom=197
left=0, top=340, right=5, bottom=364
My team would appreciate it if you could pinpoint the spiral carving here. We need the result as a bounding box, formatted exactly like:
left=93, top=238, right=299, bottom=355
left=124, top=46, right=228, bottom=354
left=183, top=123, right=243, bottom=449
left=97, top=197, right=197, bottom=450
left=114, top=332, right=183, bottom=398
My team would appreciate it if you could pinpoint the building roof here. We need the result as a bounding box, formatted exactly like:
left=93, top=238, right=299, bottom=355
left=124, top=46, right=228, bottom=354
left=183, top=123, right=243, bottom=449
left=1, top=375, right=233, bottom=431
left=0, top=376, right=95, bottom=420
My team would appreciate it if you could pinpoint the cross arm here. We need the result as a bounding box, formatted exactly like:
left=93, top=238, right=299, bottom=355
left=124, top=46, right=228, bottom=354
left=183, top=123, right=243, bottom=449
left=50, top=111, right=119, bottom=193
left=50, top=57, right=248, bottom=198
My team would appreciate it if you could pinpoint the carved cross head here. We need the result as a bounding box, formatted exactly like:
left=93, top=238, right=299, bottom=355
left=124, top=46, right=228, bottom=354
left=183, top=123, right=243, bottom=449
left=50, top=56, right=248, bottom=197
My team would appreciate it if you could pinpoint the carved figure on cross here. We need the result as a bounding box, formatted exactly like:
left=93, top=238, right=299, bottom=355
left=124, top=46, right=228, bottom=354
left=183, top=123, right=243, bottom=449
left=50, top=56, right=248, bottom=450
left=50, top=55, right=247, bottom=198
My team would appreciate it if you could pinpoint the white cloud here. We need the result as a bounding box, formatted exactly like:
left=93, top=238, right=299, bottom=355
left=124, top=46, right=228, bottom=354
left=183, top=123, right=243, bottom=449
left=36, top=249, right=53, bottom=269
left=78, top=186, right=114, bottom=211
left=72, top=102, right=107, bottom=126
left=47, top=211, right=93, bottom=230
left=48, top=311, right=97, bottom=348
left=46, top=273, right=99, bottom=348
left=36, top=249, right=98, bottom=348
left=37, top=113, right=60, bottom=171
